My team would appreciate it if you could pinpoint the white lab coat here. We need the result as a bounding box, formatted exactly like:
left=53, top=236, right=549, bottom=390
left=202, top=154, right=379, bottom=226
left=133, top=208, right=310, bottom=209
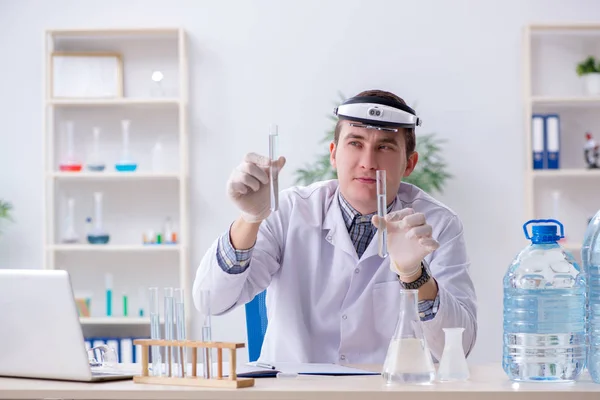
left=193, top=180, right=477, bottom=364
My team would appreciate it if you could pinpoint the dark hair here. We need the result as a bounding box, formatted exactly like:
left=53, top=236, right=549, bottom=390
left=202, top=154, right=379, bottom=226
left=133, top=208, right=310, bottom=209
left=334, top=89, right=416, bottom=156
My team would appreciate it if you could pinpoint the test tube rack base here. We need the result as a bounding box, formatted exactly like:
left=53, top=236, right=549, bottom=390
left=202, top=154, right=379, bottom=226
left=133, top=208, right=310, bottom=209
left=133, top=339, right=254, bottom=389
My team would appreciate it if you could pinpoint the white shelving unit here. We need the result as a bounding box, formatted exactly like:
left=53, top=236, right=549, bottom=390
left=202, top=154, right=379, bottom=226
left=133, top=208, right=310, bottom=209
left=523, top=23, right=600, bottom=255
left=42, top=28, right=190, bottom=334
left=49, top=98, right=181, bottom=106
left=48, top=171, right=181, bottom=180
left=80, top=317, right=152, bottom=325
left=49, top=244, right=182, bottom=252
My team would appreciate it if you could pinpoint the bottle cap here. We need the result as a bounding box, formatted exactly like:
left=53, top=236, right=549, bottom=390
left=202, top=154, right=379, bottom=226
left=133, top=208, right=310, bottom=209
left=523, top=219, right=564, bottom=244
left=531, top=225, right=560, bottom=244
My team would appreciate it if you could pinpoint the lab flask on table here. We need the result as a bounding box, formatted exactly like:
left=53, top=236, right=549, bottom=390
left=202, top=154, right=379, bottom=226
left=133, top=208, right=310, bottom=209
left=382, top=289, right=435, bottom=385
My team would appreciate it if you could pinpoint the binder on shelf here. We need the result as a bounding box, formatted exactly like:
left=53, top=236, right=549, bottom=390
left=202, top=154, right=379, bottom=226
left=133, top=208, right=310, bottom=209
left=120, top=338, right=134, bottom=364
left=135, top=343, right=143, bottom=363
left=532, top=114, right=545, bottom=169
left=545, top=114, right=560, bottom=169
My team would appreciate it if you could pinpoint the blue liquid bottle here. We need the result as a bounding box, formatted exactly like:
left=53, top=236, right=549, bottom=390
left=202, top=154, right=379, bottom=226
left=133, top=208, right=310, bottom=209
left=503, top=219, right=586, bottom=382
left=583, top=210, right=600, bottom=383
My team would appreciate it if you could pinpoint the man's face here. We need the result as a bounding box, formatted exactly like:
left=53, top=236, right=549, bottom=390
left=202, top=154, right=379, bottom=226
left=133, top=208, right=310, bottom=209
left=329, top=121, right=418, bottom=214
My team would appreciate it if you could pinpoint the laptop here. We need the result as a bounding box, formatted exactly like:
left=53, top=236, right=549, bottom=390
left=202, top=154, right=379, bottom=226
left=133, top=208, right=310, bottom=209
left=0, top=269, right=135, bottom=382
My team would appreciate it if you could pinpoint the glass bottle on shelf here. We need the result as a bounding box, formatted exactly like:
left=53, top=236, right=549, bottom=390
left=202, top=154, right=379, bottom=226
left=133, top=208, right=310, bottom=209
left=87, top=192, right=110, bottom=244
left=59, top=121, right=82, bottom=172
left=87, top=127, right=106, bottom=172
left=61, top=197, right=78, bottom=243
left=115, top=120, right=137, bottom=172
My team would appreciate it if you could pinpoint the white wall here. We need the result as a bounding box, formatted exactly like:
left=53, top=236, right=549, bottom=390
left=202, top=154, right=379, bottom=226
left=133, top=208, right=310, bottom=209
left=1, top=0, right=599, bottom=364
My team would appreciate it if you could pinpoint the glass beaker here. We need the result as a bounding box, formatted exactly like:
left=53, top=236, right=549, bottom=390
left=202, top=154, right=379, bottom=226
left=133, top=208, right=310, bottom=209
left=59, top=120, right=82, bottom=172
left=87, top=127, right=106, bottom=172
left=382, top=289, right=435, bottom=385
left=115, top=120, right=137, bottom=172
left=437, top=327, right=470, bottom=381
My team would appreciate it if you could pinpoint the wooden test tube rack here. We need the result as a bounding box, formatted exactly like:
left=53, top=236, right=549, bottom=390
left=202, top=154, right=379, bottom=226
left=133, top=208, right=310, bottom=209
left=133, top=339, right=255, bottom=389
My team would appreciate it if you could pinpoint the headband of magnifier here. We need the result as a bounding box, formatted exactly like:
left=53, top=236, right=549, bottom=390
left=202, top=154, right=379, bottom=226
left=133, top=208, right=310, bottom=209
left=333, top=96, right=422, bottom=131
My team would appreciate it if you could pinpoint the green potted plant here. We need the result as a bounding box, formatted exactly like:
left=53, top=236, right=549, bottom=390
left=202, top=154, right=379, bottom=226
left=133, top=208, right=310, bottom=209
left=0, top=200, right=13, bottom=235
left=576, top=56, right=600, bottom=95
left=294, top=96, right=452, bottom=195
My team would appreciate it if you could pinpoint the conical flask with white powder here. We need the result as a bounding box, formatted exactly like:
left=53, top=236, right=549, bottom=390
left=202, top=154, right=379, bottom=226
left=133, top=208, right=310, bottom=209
left=382, top=289, right=435, bottom=385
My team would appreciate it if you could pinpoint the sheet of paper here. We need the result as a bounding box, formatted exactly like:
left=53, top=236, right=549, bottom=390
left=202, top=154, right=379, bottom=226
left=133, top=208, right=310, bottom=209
left=147, top=362, right=379, bottom=377
left=148, top=362, right=276, bottom=377
left=247, top=362, right=379, bottom=375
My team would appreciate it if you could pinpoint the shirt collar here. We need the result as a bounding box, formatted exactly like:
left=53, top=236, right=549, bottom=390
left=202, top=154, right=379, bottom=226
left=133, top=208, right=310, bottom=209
left=338, top=191, right=396, bottom=230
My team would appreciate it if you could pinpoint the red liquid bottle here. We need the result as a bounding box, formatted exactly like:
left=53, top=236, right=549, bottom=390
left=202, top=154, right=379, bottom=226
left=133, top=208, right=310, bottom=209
left=59, top=121, right=82, bottom=172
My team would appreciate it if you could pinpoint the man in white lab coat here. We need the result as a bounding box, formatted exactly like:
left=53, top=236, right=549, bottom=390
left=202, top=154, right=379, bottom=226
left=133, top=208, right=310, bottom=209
left=193, top=89, right=477, bottom=364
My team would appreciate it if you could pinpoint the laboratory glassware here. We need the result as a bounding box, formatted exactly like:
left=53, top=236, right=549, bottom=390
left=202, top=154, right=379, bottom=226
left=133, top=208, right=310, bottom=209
left=382, top=289, right=435, bottom=384
left=88, top=344, right=118, bottom=368
left=199, top=289, right=213, bottom=378
left=115, top=120, right=137, bottom=172
left=164, top=287, right=175, bottom=377
left=164, top=217, right=175, bottom=244
left=269, top=124, right=279, bottom=212
left=105, top=273, right=113, bottom=317
left=59, top=120, right=82, bottom=172
left=149, top=287, right=162, bottom=376
left=61, top=197, right=78, bottom=243
left=175, top=288, right=187, bottom=377
left=151, top=141, right=166, bottom=172
left=122, top=291, right=128, bottom=317
left=376, top=169, right=388, bottom=258
left=437, top=327, right=470, bottom=382
left=87, top=192, right=110, bottom=244
left=87, top=127, right=106, bottom=172
left=151, top=71, right=166, bottom=97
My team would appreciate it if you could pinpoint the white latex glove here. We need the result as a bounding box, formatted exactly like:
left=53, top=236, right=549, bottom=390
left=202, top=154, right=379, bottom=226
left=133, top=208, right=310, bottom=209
left=227, top=152, right=286, bottom=223
left=372, top=208, right=440, bottom=277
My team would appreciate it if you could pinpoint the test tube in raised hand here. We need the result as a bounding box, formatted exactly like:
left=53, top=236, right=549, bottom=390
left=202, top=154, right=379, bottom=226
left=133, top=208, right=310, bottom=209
left=269, top=124, right=279, bottom=212
left=376, top=170, right=388, bottom=258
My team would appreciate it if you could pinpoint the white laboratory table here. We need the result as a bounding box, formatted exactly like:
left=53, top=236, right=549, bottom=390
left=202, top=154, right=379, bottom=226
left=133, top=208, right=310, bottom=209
left=1, top=364, right=599, bottom=400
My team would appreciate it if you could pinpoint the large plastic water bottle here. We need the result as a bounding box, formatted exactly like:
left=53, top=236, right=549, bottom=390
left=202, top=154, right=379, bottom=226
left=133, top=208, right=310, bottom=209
left=503, top=219, right=586, bottom=382
left=583, top=210, right=600, bottom=383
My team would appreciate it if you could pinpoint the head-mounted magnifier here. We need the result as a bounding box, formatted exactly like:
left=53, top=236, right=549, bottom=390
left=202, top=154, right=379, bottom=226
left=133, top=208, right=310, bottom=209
left=333, top=95, right=422, bottom=132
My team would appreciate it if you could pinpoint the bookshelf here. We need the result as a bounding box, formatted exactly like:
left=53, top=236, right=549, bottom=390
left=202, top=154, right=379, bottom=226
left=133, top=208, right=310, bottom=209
left=523, top=24, right=600, bottom=256
left=42, top=28, right=191, bottom=332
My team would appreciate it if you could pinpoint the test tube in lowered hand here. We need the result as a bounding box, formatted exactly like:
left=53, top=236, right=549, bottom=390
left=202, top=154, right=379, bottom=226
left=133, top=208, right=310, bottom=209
left=269, top=124, right=279, bottom=212
left=376, top=170, right=388, bottom=258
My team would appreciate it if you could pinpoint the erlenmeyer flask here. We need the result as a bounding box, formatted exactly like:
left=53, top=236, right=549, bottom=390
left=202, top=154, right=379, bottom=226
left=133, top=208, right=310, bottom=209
left=382, top=289, right=435, bottom=385
left=61, top=197, right=78, bottom=243
left=437, top=328, right=470, bottom=381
